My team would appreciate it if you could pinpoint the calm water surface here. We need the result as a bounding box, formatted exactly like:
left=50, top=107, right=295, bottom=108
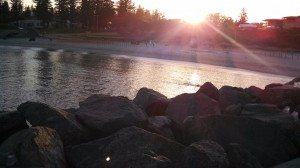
left=0, top=46, right=293, bottom=110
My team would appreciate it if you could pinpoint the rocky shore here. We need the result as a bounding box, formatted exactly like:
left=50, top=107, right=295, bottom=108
left=1, top=77, right=300, bottom=168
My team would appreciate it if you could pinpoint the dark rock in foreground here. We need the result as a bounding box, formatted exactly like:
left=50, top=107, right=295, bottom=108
left=17, top=101, right=90, bottom=146
left=265, top=83, right=283, bottom=90
left=179, top=140, right=229, bottom=168
left=285, top=77, right=300, bottom=85
left=0, top=127, right=66, bottom=167
left=272, top=157, right=300, bottom=168
left=245, top=86, right=263, bottom=100
left=225, top=143, right=263, bottom=168
left=219, top=86, right=253, bottom=111
left=75, top=94, right=148, bottom=136
left=260, top=85, right=300, bottom=111
left=197, top=82, right=220, bottom=101
left=240, top=104, right=297, bottom=131
left=134, top=88, right=170, bottom=116
left=184, top=115, right=298, bottom=167
left=147, top=116, right=175, bottom=140
left=66, top=126, right=185, bottom=168
left=166, top=93, right=220, bottom=124
left=0, top=111, right=28, bottom=144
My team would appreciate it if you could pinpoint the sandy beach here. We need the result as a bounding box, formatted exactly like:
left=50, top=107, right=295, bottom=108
left=0, top=38, right=299, bottom=77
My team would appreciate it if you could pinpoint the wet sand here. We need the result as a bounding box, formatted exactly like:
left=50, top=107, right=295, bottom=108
left=0, top=38, right=299, bottom=77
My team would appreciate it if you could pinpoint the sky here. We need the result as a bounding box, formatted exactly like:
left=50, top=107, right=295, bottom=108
left=23, top=0, right=300, bottom=23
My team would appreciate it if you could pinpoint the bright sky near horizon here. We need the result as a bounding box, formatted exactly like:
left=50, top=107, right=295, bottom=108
left=23, top=0, right=300, bottom=23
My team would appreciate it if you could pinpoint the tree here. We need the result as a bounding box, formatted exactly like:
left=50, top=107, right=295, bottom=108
left=0, top=1, right=10, bottom=23
left=93, top=0, right=115, bottom=31
left=34, top=0, right=52, bottom=26
left=238, top=8, right=248, bottom=24
left=115, top=0, right=135, bottom=33
left=116, top=0, right=135, bottom=16
left=55, top=0, right=69, bottom=24
left=10, top=0, right=23, bottom=21
left=68, top=0, right=77, bottom=24
left=22, top=6, right=31, bottom=19
left=80, top=0, right=92, bottom=28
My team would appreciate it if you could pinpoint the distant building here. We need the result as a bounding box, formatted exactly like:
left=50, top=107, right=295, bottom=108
left=15, top=19, right=43, bottom=29
left=9, top=11, right=43, bottom=29
left=263, top=16, right=300, bottom=30
left=263, top=19, right=283, bottom=29
left=238, top=23, right=258, bottom=30
left=283, top=16, right=300, bottom=29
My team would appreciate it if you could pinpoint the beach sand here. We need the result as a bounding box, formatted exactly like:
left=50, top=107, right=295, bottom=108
left=0, top=38, right=299, bottom=77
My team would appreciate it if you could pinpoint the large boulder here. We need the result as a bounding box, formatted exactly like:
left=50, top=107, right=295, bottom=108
left=265, top=83, right=283, bottom=90
left=146, top=101, right=170, bottom=116
left=259, top=85, right=300, bottom=111
left=196, top=82, right=220, bottom=101
left=0, top=127, right=66, bottom=167
left=0, top=111, right=28, bottom=144
left=166, top=93, right=220, bottom=124
left=240, top=104, right=297, bottom=131
left=134, top=88, right=170, bottom=116
left=17, top=101, right=90, bottom=146
left=219, top=86, right=253, bottom=112
left=272, top=157, right=300, bottom=168
left=133, top=88, right=168, bottom=107
left=179, top=140, right=229, bottom=168
left=75, top=94, right=147, bottom=136
left=66, top=126, right=185, bottom=168
left=244, top=86, right=263, bottom=100
left=223, top=104, right=243, bottom=115
left=184, top=115, right=298, bottom=167
left=285, top=77, right=300, bottom=85
left=147, top=116, right=175, bottom=140
left=225, top=143, right=263, bottom=168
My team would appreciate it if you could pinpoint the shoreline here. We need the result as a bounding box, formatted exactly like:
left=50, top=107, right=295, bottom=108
left=1, top=38, right=299, bottom=77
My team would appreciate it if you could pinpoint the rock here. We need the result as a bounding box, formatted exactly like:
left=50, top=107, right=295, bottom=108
left=0, top=111, right=28, bottom=144
left=134, top=88, right=168, bottom=108
left=147, top=116, right=175, bottom=140
left=0, top=127, right=66, bottom=167
left=245, top=86, right=263, bottom=99
left=291, top=124, right=300, bottom=153
left=197, top=82, right=220, bottom=101
left=225, top=143, right=263, bottom=168
left=17, top=101, right=90, bottom=146
left=219, top=86, right=253, bottom=112
left=184, top=115, right=298, bottom=167
left=224, top=104, right=242, bottom=115
left=265, top=83, right=283, bottom=90
left=240, top=104, right=297, bottom=131
left=260, top=85, right=300, bottom=111
left=63, top=108, right=78, bottom=113
left=179, top=140, right=229, bottom=168
left=285, top=77, right=300, bottom=85
left=166, top=93, right=220, bottom=124
left=272, top=157, right=300, bottom=168
left=66, top=126, right=185, bottom=168
left=75, top=94, right=147, bottom=136
left=295, top=105, right=300, bottom=113
left=134, top=88, right=170, bottom=116
left=146, top=101, right=170, bottom=116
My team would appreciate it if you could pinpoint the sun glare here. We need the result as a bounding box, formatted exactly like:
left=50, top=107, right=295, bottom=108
left=166, top=0, right=208, bottom=24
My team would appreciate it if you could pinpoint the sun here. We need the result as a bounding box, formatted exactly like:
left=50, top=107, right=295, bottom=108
left=183, top=15, right=205, bottom=25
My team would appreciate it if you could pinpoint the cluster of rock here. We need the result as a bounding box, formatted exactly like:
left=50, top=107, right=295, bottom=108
left=1, top=77, right=300, bottom=168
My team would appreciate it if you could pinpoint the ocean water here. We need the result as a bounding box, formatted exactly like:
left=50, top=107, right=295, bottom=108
left=0, top=46, right=292, bottom=110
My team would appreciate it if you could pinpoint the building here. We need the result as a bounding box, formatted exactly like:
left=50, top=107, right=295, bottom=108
left=238, top=23, right=258, bottom=30
left=283, top=16, right=300, bottom=29
left=263, top=16, right=300, bottom=30
left=263, top=19, right=283, bottom=29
